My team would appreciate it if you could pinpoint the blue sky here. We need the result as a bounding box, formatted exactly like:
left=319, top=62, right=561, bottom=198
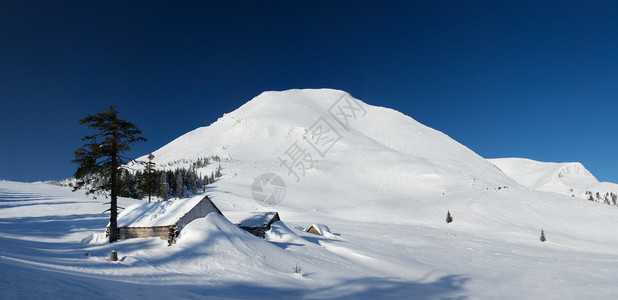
left=1, top=1, right=617, bottom=183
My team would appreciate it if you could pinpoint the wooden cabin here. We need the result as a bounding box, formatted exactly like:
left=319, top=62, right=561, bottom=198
left=306, top=224, right=331, bottom=236
left=112, top=195, right=222, bottom=245
left=306, top=225, right=322, bottom=236
left=224, top=211, right=281, bottom=238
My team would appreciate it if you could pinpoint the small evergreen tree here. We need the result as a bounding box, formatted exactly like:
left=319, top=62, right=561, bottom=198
left=190, top=170, right=198, bottom=194
left=157, top=171, right=169, bottom=201
left=175, top=170, right=184, bottom=198
left=294, top=263, right=302, bottom=274
left=215, top=164, right=222, bottom=178
left=181, top=184, right=188, bottom=199
left=138, top=153, right=157, bottom=202
left=446, top=211, right=453, bottom=224
left=540, top=230, right=546, bottom=242
left=118, top=169, right=138, bottom=198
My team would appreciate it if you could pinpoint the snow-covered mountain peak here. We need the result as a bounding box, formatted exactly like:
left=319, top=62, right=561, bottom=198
left=488, top=157, right=609, bottom=198
left=225, top=88, right=354, bottom=121
left=147, top=89, right=360, bottom=165
left=142, top=89, right=520, bottom=222
left=555, top=162, right=598, bottom=185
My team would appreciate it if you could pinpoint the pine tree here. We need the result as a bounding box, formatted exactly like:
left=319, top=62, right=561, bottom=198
left=176, top=170, right=184, bottom=198
left=181, top=185, right=188, bottom=198
left=72, top=106, right=146, bottom=243
left=138, top=153, right=157, bottom=202
left=540, top=230, right=546, bottom=242
left=157, top=171, right=169, bottom=201
left=118, top=169, right=135, bottom=198
left=202, top=175, right=208, bottom=192
left=190, top=170, right=198, bottom=195
left=446, top=211, right=453, bottom=224
left=124, top=169, right=139, bottom=198
left=215, top=164, right=222, bottom=178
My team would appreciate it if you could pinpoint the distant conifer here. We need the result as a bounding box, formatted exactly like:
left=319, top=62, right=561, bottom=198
left=157, top=171, right=169, bottom=201
left=446, top=211, right=453, bottom=224
left=138, top=153, right=157, bottom=202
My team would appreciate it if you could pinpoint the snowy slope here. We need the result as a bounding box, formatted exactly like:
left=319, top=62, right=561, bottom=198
left=139, top=89, right=520, bottom=223
left=4, top=89, right=618, bottom=299
left=489, top=157, right=618, bottom=199
left=5, top=176, right=618, bottom=298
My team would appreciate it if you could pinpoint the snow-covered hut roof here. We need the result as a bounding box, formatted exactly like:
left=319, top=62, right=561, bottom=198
left=117, top=195, right=209, bottom=228
left=224, top=211, right=280, bottom=228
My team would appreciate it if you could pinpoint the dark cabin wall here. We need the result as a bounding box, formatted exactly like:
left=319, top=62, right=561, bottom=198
left=118, top=226, right=171, bottom=240
left=237, top=212, right=281, bottom=238
left=307, top=226, right=321, bottom=236
left=268, top=213, right=281, bottom=228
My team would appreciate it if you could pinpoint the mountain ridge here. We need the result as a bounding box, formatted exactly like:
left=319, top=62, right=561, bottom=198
left=489, top=157, right=618, bottom=203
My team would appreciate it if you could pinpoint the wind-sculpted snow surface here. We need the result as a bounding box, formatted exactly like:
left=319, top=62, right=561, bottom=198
left=4, top=90, right=618, bottom=299
left=0, top=181, right=470, bottom=299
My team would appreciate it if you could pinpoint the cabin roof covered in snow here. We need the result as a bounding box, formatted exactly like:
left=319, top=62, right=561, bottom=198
left=224, top=211, right=279, bottom=228
left=117, top=195, right=208, bottom=228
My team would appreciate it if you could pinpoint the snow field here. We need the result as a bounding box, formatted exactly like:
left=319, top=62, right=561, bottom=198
left=3, top=89, right=618, bottom=299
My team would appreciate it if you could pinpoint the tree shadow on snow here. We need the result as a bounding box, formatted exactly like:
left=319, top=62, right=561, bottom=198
left=0, top=201, right=94, bottom=209
left=0, top=214, right=107, bottom=238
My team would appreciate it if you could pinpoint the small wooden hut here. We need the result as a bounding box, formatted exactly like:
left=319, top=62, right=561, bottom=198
left=224, top=211, right=281, bottom=238
left=306, top=224, right=331, bottom=236
left=306, top=225, right=322, bottom=236
left=112, top=195, right=222, bottom=245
